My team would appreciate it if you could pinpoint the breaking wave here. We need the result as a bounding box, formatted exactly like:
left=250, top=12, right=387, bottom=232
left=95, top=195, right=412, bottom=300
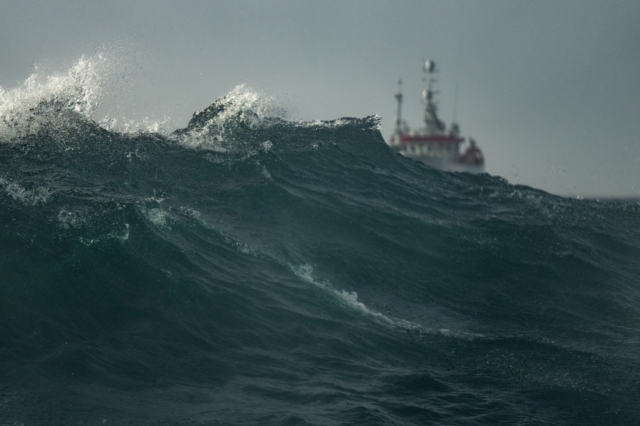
left=1, top=55, right=639, bottom=426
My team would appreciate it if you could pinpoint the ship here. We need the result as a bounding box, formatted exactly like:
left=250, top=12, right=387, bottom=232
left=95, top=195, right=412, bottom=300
left=388, top=60, right=485, bottom=173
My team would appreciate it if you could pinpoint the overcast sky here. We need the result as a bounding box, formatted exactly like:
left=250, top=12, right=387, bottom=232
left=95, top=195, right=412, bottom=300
left=1, top=0, right=639, bottom=197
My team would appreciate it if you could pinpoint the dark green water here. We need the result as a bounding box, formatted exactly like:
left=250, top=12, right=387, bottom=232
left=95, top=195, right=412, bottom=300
left=1, top=87, right=639, bottom=425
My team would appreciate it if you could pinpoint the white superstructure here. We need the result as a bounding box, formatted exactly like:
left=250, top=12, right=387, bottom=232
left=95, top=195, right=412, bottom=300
left=388, top=60, right=484, bottom=173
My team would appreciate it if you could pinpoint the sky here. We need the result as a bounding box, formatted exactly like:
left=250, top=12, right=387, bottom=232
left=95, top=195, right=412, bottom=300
left=1, top=0, right=639, bottom=197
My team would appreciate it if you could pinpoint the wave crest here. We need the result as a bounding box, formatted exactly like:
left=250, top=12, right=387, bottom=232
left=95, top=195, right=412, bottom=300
left=171, top=84, right=287, bottom=151
left=0, top=55, right=108, bottom=141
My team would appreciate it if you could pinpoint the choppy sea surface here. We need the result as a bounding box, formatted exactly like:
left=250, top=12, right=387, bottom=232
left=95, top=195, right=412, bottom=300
left=1, top=56, right=639, bottom=425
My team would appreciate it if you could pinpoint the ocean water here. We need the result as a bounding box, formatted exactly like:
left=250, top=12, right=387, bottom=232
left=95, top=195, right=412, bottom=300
left=1, top=58, right=639, bottom=426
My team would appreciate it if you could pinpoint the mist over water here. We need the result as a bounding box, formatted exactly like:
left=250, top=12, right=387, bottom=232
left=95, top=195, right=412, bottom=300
left=1, top=56, right=640, bottom=425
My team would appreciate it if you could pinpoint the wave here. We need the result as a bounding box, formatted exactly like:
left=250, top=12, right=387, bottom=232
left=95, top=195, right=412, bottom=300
left=1, top=55, right=639, bottom=425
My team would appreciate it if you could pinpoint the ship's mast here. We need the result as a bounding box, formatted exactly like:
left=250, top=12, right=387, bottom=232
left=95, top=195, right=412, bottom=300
left=422, top=60, right=446, bottom=135
left=394, top=79, right=403, bottom=140
left=450, top=71, right=460, bottom=136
